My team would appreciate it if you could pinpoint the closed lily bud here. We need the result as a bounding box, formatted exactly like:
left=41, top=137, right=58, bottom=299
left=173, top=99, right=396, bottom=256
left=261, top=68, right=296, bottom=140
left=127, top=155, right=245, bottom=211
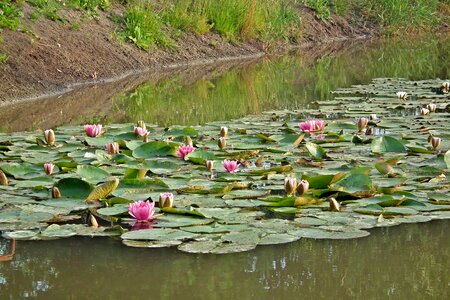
left=365, top=127, right=374, bottom=136
left=159, top=192, right=174, bottom=208
left=431, top=137, right=441, bottom=150
left=427, top=103, right=436, bottom=112
left=218, top=137, right=227, bottom=150
left=358, top=117, right=369, bottom=132
left=396, top=91, right=408, bottom=100
left=442, top=82, right=449, bottom=93
left=296, top=179, right=309, bottom=196
left=329, top=197, right=340, bottom=212
left=44, top=129, right=55, bottom=146
left=90, top=215, right=99, bottom=228
left=369, top=114, right=378, bottom=120
left=52, top=187, right=61, bottom=198
left=43, top=163, right=54, bottom=175
left=136, top=120, right=146, bottom=130
left=185, top=136, right=193, bottom=147
left=0, top=170, right=8, bottom=185
left=105, top=142, right=120, bottom=155
left=284, top=177, right=297, bottom=195
left=206, top=160, right=214, bottom=172
left=220, top=126, right=228, bottom=138
left=420, top=107, right=429, bottom=115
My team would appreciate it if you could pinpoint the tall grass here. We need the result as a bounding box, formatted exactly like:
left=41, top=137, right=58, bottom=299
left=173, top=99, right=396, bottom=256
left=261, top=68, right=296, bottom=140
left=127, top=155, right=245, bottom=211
left=361, top=0, right=443, bottom=33
left=121, top=0, right=302, bottom=50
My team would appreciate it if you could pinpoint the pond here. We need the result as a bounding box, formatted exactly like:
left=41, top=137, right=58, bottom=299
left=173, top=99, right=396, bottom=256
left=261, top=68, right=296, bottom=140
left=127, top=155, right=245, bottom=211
left=0, top=221, right=449, bottom=299
left=0, top=35, right=449, bottom=298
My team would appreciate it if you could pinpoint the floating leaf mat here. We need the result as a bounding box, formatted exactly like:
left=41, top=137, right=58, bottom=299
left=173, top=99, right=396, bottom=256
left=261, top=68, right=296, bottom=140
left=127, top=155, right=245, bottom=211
left=1, top=78, right=449, bottom=254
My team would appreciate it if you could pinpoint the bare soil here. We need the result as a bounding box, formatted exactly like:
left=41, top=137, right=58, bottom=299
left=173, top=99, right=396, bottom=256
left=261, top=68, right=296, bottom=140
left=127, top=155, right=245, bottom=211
left=0, top=4, right=377, bottom=104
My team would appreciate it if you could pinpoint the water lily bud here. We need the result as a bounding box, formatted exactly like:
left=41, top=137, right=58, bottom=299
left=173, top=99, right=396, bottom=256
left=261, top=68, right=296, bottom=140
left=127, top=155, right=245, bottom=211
left=206, top=160, right=214, bottom=172
left=220, top=126, right=228, bottom=138
left=442, top=82, right=449, bottom=93
left=284, top=177, right=297, bottom=195
left=90, top=215, right=99, bottom=228
left=365, top=127, right=374, bottom=136
left=369, top=114, right=378, bottom=120
left=329, top=197, right=340, bottom=212
left=105, top=142, right=120, bottom=155
left=218, top=137, right=227, bottom=150
left=52, top=187, right=61, bottom=198
left=420, top=107, right=429, bottom=115
left=44, top=129, right=55, bottom=146
left=358, top=117, right=369, bottom=132
left=0, top=170, right=8, bottom=186
left=43, top=163, right=54, bottom=175
left=431, top=137, right=441, bottom=150
left=296, top=179, right=309, bottom=196
left=185, top=136, right=193, bottom=147
left=396, top=91, right=408, bottom=100
left=136, top=120, right=146, bottom=130
left=159, top=192, right=174, bottom=208
left=427, top=103, right=436, bottom=112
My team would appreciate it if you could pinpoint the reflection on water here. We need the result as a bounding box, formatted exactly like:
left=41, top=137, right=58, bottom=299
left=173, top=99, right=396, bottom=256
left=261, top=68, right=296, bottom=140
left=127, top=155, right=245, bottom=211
left=0, top=36, right=448, bottom=132
left=111, top=36, right=449, bottom=127
left=0, top=221, right=448, bottom=299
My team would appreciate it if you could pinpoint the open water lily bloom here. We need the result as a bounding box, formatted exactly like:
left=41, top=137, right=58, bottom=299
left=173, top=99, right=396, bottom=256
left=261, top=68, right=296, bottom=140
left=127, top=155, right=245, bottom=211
left=84, top=124, right=102, bottom=137
left=178, top=145, right=195, bottom=159
left=396, top=91, right=408, bottom=100
left=222, top=160, right=239, bottom=173
left=134, top=126, right=148, bottom=137
left=129, top=200, right=155, bottom=222
left=299, top=119, right=325, bottom=133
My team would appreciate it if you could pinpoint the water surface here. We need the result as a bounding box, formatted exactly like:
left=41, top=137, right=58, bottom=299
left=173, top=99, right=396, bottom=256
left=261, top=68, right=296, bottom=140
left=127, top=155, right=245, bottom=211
left=1, top=221, right=448, bottom=299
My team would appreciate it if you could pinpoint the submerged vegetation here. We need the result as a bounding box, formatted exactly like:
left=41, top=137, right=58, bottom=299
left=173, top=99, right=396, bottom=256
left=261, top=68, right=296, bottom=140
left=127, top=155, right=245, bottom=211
left=0, top=78, right=449, bottom=253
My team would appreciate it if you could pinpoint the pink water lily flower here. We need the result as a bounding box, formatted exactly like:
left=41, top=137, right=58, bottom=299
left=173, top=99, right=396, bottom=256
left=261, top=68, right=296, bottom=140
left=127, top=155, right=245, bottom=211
left=299, top=119, right=325, bottom=133
left=134, top=126, right=148, bottom=137
left=84, top=124, right=102, bottom=137
left=178, top=145, right=195, bottom=159
left=222, top=160, right=239, bottom=173
left=129, top=200, right=155, bottom=222
left=43, top=163, right=54, bottom=175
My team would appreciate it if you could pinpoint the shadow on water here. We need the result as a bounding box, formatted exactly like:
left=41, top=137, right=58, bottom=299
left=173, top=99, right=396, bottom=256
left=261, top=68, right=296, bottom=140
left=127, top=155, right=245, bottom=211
left=0, top=220, right=449, bottom=299
left=0, top=35, right=448, bottom=132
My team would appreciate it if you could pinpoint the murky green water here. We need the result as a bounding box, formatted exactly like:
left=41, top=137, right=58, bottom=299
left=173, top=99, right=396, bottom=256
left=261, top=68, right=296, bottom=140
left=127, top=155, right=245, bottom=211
left=1, top=221, right=449, bottom=299
left=1, top=35, right=449, bottom=298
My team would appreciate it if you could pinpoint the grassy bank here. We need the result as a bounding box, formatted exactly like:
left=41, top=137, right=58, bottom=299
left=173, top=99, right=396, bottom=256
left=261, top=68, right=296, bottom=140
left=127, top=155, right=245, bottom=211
left=0, top=0, right=448, bottom=57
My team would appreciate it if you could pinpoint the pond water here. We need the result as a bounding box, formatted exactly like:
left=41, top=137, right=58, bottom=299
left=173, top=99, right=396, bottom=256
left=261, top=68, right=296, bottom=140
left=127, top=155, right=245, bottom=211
left=0, top=35, right=449, bottom=298
left=1, top=221, right=449, bottom=299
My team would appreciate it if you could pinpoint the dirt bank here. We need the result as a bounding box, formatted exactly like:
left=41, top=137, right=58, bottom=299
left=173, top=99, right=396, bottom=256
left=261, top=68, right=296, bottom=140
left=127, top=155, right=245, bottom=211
left=0, top=4, right=376, bottom=104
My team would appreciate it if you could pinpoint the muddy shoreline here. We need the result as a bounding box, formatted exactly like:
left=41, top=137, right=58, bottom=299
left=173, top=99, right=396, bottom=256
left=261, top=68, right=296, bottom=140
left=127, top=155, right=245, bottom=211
left=0, top=4, right=377, bottom=104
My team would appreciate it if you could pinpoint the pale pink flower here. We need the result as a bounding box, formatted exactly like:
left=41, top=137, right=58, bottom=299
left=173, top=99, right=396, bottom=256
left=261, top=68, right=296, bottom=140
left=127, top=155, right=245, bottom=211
left=43, top=163, right=54, bottom=175
left=84, top=124, right=102, bottom=137
left=105, top=142, right=120, bottom=155
left=134, top=126, right=148, bottom=137
left=222, top=160, right=239, bottom=173
left=44, top=129, right=55, bottom=146
left=297, top=179, right=309, bottom=196
left=159, top=192, right=174, bottom=208
left=299, top=119, right=325, bottom=133
left=284, top=177, right=297, bottom=195
left=178, top=145, right=195, bottom=159
left=129, top=200, right=155, bottom=222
